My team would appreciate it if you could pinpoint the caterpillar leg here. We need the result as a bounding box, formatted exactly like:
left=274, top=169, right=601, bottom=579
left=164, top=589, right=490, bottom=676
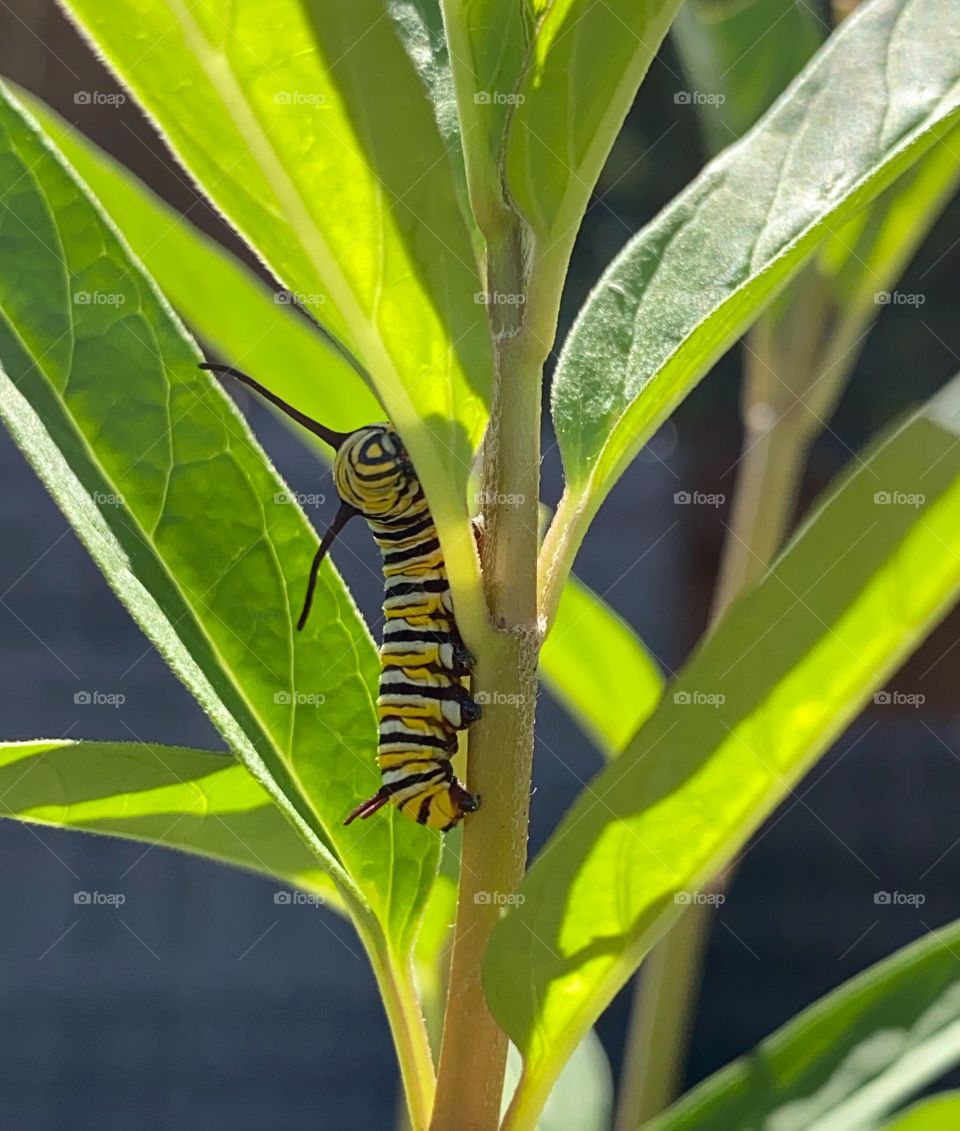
left=457, top=690, right=482, bottom=727
left=447, top=620, right=475, bottom=673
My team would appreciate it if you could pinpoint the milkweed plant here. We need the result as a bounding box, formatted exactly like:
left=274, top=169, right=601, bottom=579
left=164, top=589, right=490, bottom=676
left=2, top=1, right=960, bottom=1129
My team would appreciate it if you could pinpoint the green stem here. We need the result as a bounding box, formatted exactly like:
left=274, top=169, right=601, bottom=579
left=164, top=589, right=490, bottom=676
left=430, top=220, right=546, bottom=1131
left=614, top=326, right=822, bottom=1131
left=614, top=894, right=716, bottom=1131
left=362, top=924, right=437, bottom=1131
left=710, top=402, right=814, bottom=620
left=538, top=488, right=588, bottom=631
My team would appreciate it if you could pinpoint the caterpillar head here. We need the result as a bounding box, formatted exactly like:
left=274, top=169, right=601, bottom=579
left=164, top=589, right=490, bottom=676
left=198, top=365, right=419, bottom=523
left=333, top=425, right=420, bottom=520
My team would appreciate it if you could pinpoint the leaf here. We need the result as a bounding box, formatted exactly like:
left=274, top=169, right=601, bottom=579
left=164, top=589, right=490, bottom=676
left=0, top=740, right=343, bottom=909
left=0, top=83, right=438, bottom=953
left=18, top=89, right=381, bottom=435
left=671, top=0, right=824, bottom=154
left=503, top=1029, right=613, bottom=1131
left=61, top=0, right=493, bottom=636
left=648, top=924, right=960, bottom=1131
left=545, top=0, right=960, bottom=604
left=387, top=0, right=473, bottom=235
left=752, top=124, right=960, bottom=448
left=438, top=0, right=534, bottom=226
left=488, top=368, right=960, bottom=1125
left=673, top=0, right=959, bottom=479
left=504, top=0, right=684, bottom=250
left=540, top=575, right=663, bottom=757
left=672, top=0, right=958, bottom=383
left=823, top=134, right=960, bottom=317
left=880, top=1095, right=960, bottom=1131
left=814, top=125, right=960, bottom=357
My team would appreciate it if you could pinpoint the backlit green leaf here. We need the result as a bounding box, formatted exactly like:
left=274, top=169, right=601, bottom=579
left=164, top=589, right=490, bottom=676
left=545, top=0, right=960, bottom=603
left=540, top=575, right=663, bottom=757
left=648, top=924, right=960, bottom=1131
left=504, top=1029, right=613, bottom=1131
left=0, top=740, right=343, bottom=909
left=880, top=1095, right=960, bottom=1131
left=672, top=0, right=959, bottom=497
left=505, top=0, right=683, bottom=252
left=814, top=126, right=960, bottom=371
left=439, top=0, right=534, bottom=228
left=489, top=368, right=960, bottom=1126
left=60, top=0, right=493, bottom=637
left=388, top=0, right=473, bottom=235
left=19, top=90, right=380, bottom=435
left=0, top=84, right=438, bottom=953
left=823, top=133, right=960, bottom=318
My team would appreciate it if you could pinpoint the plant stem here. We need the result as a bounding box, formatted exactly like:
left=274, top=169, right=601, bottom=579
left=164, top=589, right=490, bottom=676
left=710, top=402, right=813, bottom=619
left=614, top=325, right=821, bottom=1131
left=364, top=926, right=438, bottom=1131
left=614, top=893, right=715, bottom=1131
left=430, top=220, right=545, bottom=1131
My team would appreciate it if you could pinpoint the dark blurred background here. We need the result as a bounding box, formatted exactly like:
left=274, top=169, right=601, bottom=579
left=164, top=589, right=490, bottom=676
left=2, top=2, right=960, bottom=1128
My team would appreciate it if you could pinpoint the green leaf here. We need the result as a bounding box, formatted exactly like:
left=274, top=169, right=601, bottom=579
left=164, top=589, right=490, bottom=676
left=0, top=740, right=343, bottom=909
left=504, top=1029, right=613, bottom=1131
left=504, top=0, right=683, bottom=250
left=387, top=0, right=473, bottom=237
left=540, top=575, right=663, bottom=757
left=746, top=155, right=960, bottom=520
left=0, top=83, right=439, bottom=952
left=823, top=133, right=960, bottom=319
left=751, top=123, right=960, bottom=443
left=545, top=0, right=960, bottom=603
left=880, top=1095, right=960, bottom=1131
left=672, top=0, right=824, bottom=154
left=814, top=124, right=960, bottom=362
left=413, top=871, right=458, bottom=1018
left=673, top=0, right=958, bottom=498
left=648, top=924, right=960, bottom=1131
left=488, top=369, right=960, bottom=1126
left=60, top=0, right=493, bottom=636
left=18, top=89, right=381, bottom=435
left=439, top=0, right=534, bottom=227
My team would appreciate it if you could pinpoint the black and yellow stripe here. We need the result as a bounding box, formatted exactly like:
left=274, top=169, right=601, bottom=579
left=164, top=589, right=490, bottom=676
left=200, top=362, right=480, bottom=832
left=338, top=426, right=480, bottom=830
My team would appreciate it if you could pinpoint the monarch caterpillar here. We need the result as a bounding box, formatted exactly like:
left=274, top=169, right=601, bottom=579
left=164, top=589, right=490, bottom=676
left=201, top=362, right=481, bottom=832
